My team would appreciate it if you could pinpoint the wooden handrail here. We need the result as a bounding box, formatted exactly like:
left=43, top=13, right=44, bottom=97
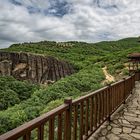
left=0, top=104, right=69, bottom=140
left=0, top=71, right=140, bottom=140
left=72, top=86, right=108, bottom=105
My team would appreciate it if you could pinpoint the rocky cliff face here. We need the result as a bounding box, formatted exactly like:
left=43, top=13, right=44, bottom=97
left=0, top=51, right=75, bottom=84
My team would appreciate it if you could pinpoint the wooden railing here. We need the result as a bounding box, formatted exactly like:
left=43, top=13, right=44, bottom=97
left=0, top=71, right=140, bottom=140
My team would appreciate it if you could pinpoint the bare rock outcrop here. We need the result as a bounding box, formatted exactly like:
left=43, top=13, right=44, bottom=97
left=0, top=51, right=75, bottom=84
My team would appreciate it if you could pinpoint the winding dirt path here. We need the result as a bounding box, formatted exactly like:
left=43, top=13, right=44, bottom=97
left=102, top=66, right=115, bottom=83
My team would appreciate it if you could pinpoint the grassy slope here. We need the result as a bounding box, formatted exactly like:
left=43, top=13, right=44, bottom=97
left=0, top=37, right=140, bottom=134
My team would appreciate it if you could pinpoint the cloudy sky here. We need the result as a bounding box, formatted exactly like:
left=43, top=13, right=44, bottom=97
left=0, top=0, right=140, bottom=48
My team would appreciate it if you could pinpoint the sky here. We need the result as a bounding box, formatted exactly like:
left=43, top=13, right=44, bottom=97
left=0, top=0, right=140, bottom=48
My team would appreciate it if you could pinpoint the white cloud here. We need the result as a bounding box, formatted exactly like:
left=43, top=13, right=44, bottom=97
left=0, top=0, right=140, bottom=48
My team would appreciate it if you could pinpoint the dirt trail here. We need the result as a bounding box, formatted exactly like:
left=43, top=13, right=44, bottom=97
left=102, top=66, right=115, bottom=83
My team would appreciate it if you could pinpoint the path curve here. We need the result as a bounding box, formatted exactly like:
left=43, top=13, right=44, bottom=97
left=102, top=66, right=115, bottom=83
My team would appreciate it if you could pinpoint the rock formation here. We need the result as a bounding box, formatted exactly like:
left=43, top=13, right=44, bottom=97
left=0, top=51, right=75, bottom=84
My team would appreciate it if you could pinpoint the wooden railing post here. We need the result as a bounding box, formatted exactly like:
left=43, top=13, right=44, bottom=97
left=64, top=98, right=72, bottom=140
left=107, top=84, right=111, bottom=121
left=123, top=78, right=126, bottom=104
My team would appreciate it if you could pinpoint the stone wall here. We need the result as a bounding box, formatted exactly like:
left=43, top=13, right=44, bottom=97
left=0, top=51, right=75, bottom=84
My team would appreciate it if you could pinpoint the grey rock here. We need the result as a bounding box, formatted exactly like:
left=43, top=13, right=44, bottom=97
left=130, top=133, right=140, bottom=139
left=119, top=134, right=135, bottom=140
left=111, top=128, right=122, bottom=134
left=101, top=129, right=108, bottom=136
left=123, top=127, right=132, bottom=134
left=107, top=134, right=119, bottom=140
left=132, top=128, right=140, bottom=134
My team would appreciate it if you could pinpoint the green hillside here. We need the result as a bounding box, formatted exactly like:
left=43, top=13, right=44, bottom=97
left=0, top=37, right=140, bottom=134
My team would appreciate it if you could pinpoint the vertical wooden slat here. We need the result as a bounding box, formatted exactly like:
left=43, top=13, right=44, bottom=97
left=114, top=86, right=116, bottom=109
left=96, top=94, right=100, bottom=125
left=58, top=114, right=62, bottom=140
left=119, top=83, right=120, bottom=104
left=73, top=105, right=78, bottom=140
left=64, top=99, right=72, bottom=140
left=133, top=74, right=135, bottom=87
left=23, top=132, right=31, bottom=140
left=100, top=92, right=104, bottom=122
left=110, top=86, right=113, bottom=114
left=111, top=86, right=113, bottom=113
left=114, top=85, right=116, bottom=109
left=115, top=85, right=117, bottom=107
left=117, top=82, right=123, bottom=104
left=111, top=86, right=113, bottom=111
left=128, top=77, right=132, bottom=95
left=123, top=78, right=125, bottom=102
left=104, top=90, right=107, bottom=119
left=116, top=84, right=118, bottom=107
left=83, top=101, right=85, bottom=135
left=93, top=95, right=97, bottom=129
left=105, top=89, right=108, bottom=118
left=80, top=102, right=84, bottom=140
left=85, top=99, right=89, bottom=137
left=115, top=85, right=117, bottom=108
left=49, top=118, right=54, bottom=140
left=108, top=85, right=111, bottom=118
left=121, top=82, right=123, bottom=102
left=129, top=77, right=131, bottom=93
left=102, top=91, right=105, bottom=120
left=38, top=124, right=44, bottom=140
left=90, top=97, right=94, bottom=132
left=113, top=85, right=115, bottom=109
left=118, top=84, right=120, bottom=105
left=107, top=89, right=109, bottom=117
left=126, top=80, right=127, bottom=98
left=120, top=83, right=122, bottom=103
left=127, top=79, right=129, bottom=97
left=64, top=112, right=67, bottom=140
left=98, top=93, right=102, bottom=123
left=113, top=84, right=117, bottom=109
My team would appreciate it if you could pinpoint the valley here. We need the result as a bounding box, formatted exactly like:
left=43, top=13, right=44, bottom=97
left=0, top=37, right=140, bottom=134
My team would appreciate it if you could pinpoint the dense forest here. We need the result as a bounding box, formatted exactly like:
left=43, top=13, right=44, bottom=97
left=0, top=37, right=140, bottom=134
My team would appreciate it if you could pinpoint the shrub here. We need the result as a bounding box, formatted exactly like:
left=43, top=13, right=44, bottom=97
left=0, top=89, right=20, bottom=110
